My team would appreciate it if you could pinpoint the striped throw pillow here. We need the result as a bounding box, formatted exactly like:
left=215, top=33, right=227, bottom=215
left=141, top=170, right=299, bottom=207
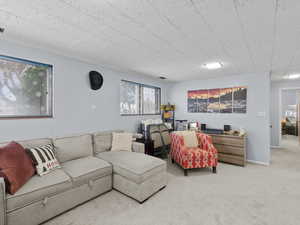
left=26, top=144, right=61, bottom=176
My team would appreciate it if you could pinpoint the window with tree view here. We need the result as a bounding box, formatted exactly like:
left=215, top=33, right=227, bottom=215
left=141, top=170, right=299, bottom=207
left=120, top=80, right=161, bottom=115
left=0, top=55, right=53, bottom=118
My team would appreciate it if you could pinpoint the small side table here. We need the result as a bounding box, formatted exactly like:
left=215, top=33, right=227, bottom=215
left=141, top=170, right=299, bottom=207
left=136, top=138, right=154, bottom=156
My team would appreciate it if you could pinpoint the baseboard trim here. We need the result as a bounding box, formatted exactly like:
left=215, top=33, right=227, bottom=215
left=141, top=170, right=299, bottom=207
left=247, top=160, right=270, bottom=166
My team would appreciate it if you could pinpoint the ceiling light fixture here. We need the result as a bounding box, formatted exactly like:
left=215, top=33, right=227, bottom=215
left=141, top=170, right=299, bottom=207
left=284, top=73, right=300, bottom=79
left=202, top=62, right=223, bottom=70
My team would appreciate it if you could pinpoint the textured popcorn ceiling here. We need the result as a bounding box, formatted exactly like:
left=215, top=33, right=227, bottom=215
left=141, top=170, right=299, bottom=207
left=0, top=0, right=300, bottom=81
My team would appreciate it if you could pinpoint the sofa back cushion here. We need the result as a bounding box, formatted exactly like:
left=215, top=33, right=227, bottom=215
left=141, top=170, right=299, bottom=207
left=53, top=134, right=93, bottom=163
left=92, top=130, right=123, bottom=154
left=0, top=138, right=52, bottom=149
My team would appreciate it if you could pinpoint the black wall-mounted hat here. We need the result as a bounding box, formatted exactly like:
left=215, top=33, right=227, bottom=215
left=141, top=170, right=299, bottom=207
left=89, top=71, right=103, bottom=90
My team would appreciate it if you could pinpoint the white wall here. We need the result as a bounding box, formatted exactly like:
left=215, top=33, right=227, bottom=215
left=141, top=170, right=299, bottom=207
left=168, top=73, right=271, bottom=164
left=0, top=40, right=167, bottom=142
left=270, top=80, right=300, bottom=146
left=0, top=40, right=272, bottom=164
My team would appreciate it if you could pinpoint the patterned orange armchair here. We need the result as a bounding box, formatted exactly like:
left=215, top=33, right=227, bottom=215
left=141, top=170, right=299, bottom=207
left=170, top=132, right=218, bottom=176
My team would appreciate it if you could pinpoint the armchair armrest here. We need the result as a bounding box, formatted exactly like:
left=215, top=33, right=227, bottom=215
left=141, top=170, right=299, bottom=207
left=196, top=133, right=218, bottom=155
left=206, top=143, right=218, bottom=155
left=0, top=178, right=6, bottom=225
left=132, top=142, right=145, bottom=153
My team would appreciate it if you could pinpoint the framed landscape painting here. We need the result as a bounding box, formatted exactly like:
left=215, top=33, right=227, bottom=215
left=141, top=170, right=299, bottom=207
left=187, top=86, right=247, bottom=114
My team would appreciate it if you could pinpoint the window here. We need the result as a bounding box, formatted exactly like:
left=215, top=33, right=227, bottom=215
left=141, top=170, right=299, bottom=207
left=0, top=55, right=53, bottom=118
left=120, top=81, right=140, bottom=115
left=142, top=85, right=161, bottom=114
left=120, top=80, right=161, bottom=115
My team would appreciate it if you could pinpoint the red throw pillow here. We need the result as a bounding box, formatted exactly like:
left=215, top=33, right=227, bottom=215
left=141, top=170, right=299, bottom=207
left=0, top=141, right=35, bottom=194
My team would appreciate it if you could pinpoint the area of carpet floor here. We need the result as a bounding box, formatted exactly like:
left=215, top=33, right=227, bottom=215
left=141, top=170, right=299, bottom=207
left=43, top=143, right=300, bottom=225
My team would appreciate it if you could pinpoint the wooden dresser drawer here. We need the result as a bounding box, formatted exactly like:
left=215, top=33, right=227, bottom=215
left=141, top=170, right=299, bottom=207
left=207, top=133, right=246, bottom=166
left=214, top=144, right=244, bottom=156
left=212, top=135, right=244, bottom=147
left=218, top=153, right=245, bottom=166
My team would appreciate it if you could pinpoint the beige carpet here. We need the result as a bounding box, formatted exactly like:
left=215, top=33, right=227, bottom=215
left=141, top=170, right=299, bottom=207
left=44, top=143, right=300, bottom=225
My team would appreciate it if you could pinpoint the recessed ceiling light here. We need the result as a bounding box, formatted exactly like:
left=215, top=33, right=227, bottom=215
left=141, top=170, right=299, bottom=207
left=284, top=73, right=300, bottom=79
left=202, top=62, right=223, bottom=70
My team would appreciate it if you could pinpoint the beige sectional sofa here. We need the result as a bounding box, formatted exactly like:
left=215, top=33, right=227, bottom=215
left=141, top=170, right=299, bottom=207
left=0, top=130, right=167, bottom=225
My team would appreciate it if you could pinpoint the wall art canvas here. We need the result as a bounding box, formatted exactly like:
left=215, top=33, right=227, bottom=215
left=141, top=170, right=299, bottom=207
left=197, top=89, right=208, bottom=113
left=207, top=89, right=220, bottom=113
left=220, top=88, right=233, bottom=113
left=187, top=90, right=198, bottom=113
left=187, top=90, right=208, bottom=113
left=187, top=86, right=247, bottom=114
left=233, top=86, right=247, bottom=113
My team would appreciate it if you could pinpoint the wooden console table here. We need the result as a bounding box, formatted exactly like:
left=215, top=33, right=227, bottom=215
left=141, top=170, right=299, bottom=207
left=209, top=134, right=246, bottom=166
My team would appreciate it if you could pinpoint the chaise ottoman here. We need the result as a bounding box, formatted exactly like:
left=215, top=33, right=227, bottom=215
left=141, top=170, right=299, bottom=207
left=96, top=151, right=167, bottom=203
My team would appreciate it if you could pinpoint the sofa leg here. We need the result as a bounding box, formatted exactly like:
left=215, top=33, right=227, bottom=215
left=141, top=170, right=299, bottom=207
left=184, top=169, right=188, bottom=176
left=171, top=158, right=175, bottom=164
left=212, top=166, right=217, bottom=174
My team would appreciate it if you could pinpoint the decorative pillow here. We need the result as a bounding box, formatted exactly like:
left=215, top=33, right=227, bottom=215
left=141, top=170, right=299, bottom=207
left=0, top=142, right=35, bottom=194
left=182, top=131, right=198, bottom=148
left=111, top=132, right=132, bottom=152
left=26, top=144, right=61, bottom=176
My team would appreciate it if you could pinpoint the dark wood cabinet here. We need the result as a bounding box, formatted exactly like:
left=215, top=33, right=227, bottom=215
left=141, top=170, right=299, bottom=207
left=136, top=138, right=154, bottom=156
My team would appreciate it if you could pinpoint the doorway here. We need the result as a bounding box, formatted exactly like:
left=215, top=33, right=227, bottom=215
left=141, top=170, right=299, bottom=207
left=280, top=88, right=300, bottom=148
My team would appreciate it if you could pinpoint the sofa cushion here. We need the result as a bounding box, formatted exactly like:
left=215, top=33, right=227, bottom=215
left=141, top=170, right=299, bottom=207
left=61, top=156, right=112, bottom=187
left=53, top=134, right=93, bottom=163
left=6, top=169, right=71, bottom=212
left=26, top=144, right=61, bottom=176
left=92, top=130, right=123, bottom=154
left=111, top=132, right=132, bottom=152
left=96, top=151, right=166, bottom=184
left=182, top=131, right=198, bottom=148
